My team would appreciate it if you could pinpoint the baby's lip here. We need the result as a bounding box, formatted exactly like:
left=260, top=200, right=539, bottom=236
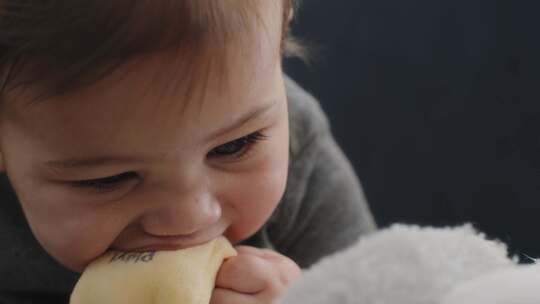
left=120, top=227, right=227, bottom=252
left=132, top=238, right=210, bottom=252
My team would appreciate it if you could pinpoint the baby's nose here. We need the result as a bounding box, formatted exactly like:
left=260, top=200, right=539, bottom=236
left=139, top=191, right=222, bottom=237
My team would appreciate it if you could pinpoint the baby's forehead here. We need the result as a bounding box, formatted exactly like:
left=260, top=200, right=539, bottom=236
left=4, top=44, right=282, bottom=143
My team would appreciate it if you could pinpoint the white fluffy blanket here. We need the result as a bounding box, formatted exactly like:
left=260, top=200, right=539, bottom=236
left=278, top=224, right=539, bottom=304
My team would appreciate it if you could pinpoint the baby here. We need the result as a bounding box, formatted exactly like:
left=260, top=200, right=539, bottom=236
left=0, top=1, right=376, bottom=303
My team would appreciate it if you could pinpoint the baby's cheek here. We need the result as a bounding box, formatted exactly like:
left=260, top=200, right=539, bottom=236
left=29, top=204, right=126, bottom=272
left=223, top=160, right=288, bottom=243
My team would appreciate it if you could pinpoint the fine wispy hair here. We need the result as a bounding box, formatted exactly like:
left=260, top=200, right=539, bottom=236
left=0, top=0, right=303, bottom=103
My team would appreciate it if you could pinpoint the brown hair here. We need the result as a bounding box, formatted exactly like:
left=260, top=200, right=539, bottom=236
left=0, top=0, right=302, bottom=101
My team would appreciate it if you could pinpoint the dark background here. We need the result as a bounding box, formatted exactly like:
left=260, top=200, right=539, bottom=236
left=283, top=0, right=540, bottom=260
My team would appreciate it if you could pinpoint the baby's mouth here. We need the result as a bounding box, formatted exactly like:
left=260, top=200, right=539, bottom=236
left=131, top=238, right=210, bottom=252
left=112, top=225, right=229, bottom=253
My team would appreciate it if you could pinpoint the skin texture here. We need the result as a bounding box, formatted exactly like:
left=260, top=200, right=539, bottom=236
left=0, top=1, right=301, bottom=303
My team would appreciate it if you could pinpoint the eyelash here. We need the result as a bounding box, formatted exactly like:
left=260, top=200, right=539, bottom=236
left=69, top=171, right=138, bottom=192
left=69, top=131, right=267, bottom=192
left=207, top=131, right=267, bottom=159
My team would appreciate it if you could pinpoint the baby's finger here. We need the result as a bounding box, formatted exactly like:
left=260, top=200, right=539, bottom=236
left=234, top=246, right=301, bottom=287
left=234, top=246, right=287, bottom=262
left=210, top=288, right=258, bottom=304
left=215, top=253, right=273, bottom=294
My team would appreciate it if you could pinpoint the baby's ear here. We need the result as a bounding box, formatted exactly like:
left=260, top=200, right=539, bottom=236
left=0, top=150, right=5, bottom=172
left=288, top=6, right=295, bottom=22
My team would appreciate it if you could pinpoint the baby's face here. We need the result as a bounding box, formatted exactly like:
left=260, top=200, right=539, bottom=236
left=0, top=3, right=288, bottom=272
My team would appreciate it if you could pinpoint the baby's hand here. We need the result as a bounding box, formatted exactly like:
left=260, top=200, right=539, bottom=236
left=211, top=246, right=301, bottom=304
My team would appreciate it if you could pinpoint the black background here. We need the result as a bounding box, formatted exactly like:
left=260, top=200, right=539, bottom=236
left=283, top=0, right=540, bottom=260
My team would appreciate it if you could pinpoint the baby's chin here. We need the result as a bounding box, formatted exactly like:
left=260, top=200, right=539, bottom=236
left=52, top=256, right=91, bottom=274
left=65, top=255, right=108, bottom=273
left=441, top=264, right=540, bottom=304
left=51, top=248, right=112, bottom=273
left=37, top=247, right=95, bottom=273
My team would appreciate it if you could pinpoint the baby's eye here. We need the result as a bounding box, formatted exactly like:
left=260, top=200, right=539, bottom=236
left=70, top=172, right=138, bottom=192
left=208, top=131, right=267, bottom=158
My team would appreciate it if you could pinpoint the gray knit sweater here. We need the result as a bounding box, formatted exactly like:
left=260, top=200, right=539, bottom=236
left=0, top=76, right=376, bottom=303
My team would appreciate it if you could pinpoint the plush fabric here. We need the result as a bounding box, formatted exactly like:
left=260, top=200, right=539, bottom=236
left=279, top=224, right=539, bottom=304
left=70, top=237, right=236, bottom=304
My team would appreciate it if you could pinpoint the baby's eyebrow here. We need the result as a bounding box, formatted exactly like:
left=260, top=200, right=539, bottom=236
left=204, top=99, right=277, bottom=141
left=44, top=99, right=278, bottom=170
left=44, top=155, right=148, bottom=170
